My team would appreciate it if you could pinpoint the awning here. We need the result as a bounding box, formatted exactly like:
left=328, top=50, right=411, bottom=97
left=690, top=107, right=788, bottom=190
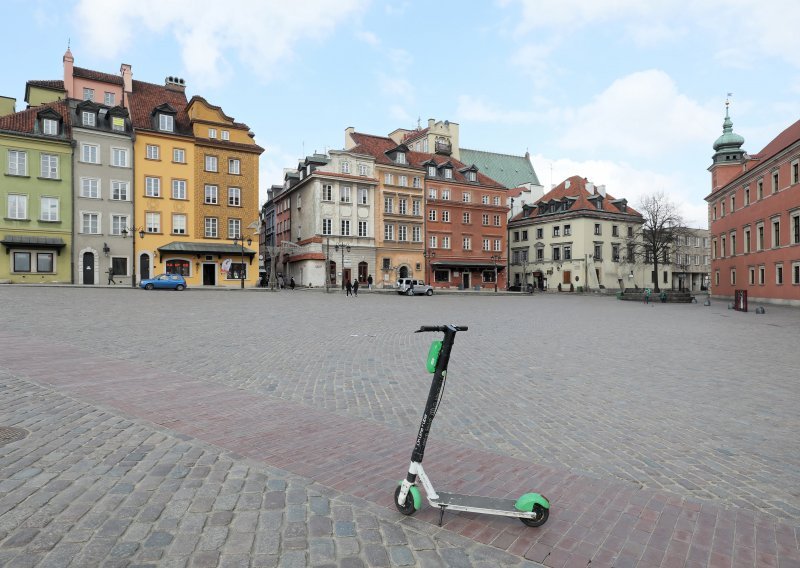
left=157, top=241, right=256, bottom=258
left=2, top=235, right=66, bottom=254
left=431, top=260, right=505, bottom=271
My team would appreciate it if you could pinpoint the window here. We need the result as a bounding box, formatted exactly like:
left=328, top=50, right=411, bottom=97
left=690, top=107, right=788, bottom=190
left=745, top=187, right=750, bottom=205
left=793, top=263, right=800, bottom=285
left=111, top=181, right=129, bottom=201
left=463, top=212, right=471, bottom=224
left=553, top=226, right=560, bottom=237
left=413, top=176, right=421, bottom=188
left=228, top=159, right=241, bottom=174
left=398, top=225, right=407, bottom=241
left=399, top=198, right=407, bottom=214
left=744, top=227, right=751, bottom=253
left=482, top=238, right=490, bottom=251
left=776, top=264, right=783, bottom=285
left=536, top=228, right=543, bottom=239
left=494, top=215, right=501, bottom=227
left=481, top=195, right=489, bottom=205
left=757, top=179, right=763, bottom=200
left=83, top=87, right=94, bottom=101
left=172, top=179, right=187, bottom=200
left=721, top=202, right=725, bottom=217
left=205, top=155, right=218, bottom=172
left=159, top=114, right=174, bottom=132
left=384, top=197, right=394, bottom=213
left=462, top=237, right=471, bottom=250
left=322, top=185, right=332, bottom=201
left=494, top=239, right=502, bottom=252
left=758, top=266, right=765, bottom=285
left=111, top=148, right=128, bottom=167
left=40, top=154, right=58, bottom=178
left=82, top=111, right=95, bottom=127
left=427, top=165, right=436, bottom=177
left=553, top=247, right=561, bottom=261
left=37, top=197, right=58, bottom=221
left=399, top=175, right=408, bottom=187
left=441, top=189, right=450, bottom=200
left=145, top=177, right=160, bottom=198
left=82, top=212, right=99, bottom=234
left=221, top=130, right=229, bottom=141
left=462, top=192, right=471, bottom=203
left=204, top=217, right=217, bottom=237
left=359, top=164, right=368, bottom=176
left=228, top=187, right=241, bottom=206
left=494, top=196, right=501, bottom=206
left=110, top=214, right=127, bottom=236
left=441, top=210, right=450, bottom=222
left=296, top=195, right=301, bottom=208
left=358, top=220, right=368, bottom=237
left=341, top=220, right=351, bottom=236
left=522, top=230, right=528, bottom=240
left=561, top=224, right=570, bottom=236
left=430, top=235, right=438, bottom=248
left=322, top=218, right=332, bottom=235
left=730, top=232, right=736, bottom=255
left=612, top=225, right=619, bottom=237
left=731, top=195, right=735, bottom=212
left=794, top=161, right=800, bottom=184
left=81, top=178, right=100, bottom=198
left=341, top=186, right=352, bottom=203
left=772, top=171, right=779, bottom=193
left=341, top=161, right=350, bottom=174
left=209, top=128, right=217, bottom=139
left=13, top=252, right=31, bottom=272
left=413, top=226, right=421, bottom=242
left=757, top=224, right=764, bottom=250
left=42, top=118, right=58, bottom=135
left=594, top=244, right=602, bottom=260
left=772, top=218, right=780, bottom=248
left=428, top=209, right=437, bottom=222
left=173, top=148, right=186, bottom=163
left=384, top=173, right=393, bottom=185
left=721, top=235, right=726, bottom=257
left=384, top=224, right=395, bottom=240
left=594, top=223, right=601, bottom=236
left=429, top=188, right=437, bottom=200
left=204, top=185, right=218, bottom=204
left=612, top=244, right=620, bottom=262
left=358, top=187, right=368, bottom=205
left=444, top=168, right=453, bottom=179
left=111, top=116, right=125, bottom=132
left=749, top=267, right=755, bottom=285
left=81, top=144, right=99, bottom=164
left=229, top=218, right=241, bottom=239
left=792, top=213, right=800, bottom=244
left=482, top=214, right=489, bottom=225
left=104, top=92, right=115, bottom=106
left=413, top=200, right=421, bottom=216
left=513, top=231, right=520, bottom=242
left=146, top=144, right=160, bottom=160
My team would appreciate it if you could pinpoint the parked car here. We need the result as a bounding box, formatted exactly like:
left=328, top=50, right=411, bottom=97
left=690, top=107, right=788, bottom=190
left=139, top=274, right=187, bottom=291
left=397, top=279, right=433, bottom=296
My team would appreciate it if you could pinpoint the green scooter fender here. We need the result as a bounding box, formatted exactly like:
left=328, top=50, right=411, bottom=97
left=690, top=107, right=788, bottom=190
left=397, top=482, right=421, bottom=510
left=514, top=492, right=550, bottom=512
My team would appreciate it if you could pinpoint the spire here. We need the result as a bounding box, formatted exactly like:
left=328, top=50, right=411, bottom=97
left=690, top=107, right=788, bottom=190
left=713, top=95, right=744, bottom=153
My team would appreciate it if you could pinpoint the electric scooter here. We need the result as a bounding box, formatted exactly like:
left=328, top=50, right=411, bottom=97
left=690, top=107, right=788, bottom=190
left=394, top=324, right=550, bottom=527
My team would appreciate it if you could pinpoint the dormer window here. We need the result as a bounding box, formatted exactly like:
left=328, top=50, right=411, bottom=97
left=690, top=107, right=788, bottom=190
left=82, top=111, right=96, bottom=127
left=396, top=152, right=406, bottom=164
left=427, top=165, right=436, bottom=177
left=342, top=161, right=350, bottom=174
left=42, top=119, right=58, bottom=136
left=444, top=168, right=452, bottom=179
left=159, top=114, right=174, bottom=132
left=467, top=171, right=476, bottom=182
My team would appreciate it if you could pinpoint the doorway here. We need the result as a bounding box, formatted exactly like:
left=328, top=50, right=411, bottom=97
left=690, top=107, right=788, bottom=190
left=140, top=254, right=151, bottom=281
left=203, top=263, right=216, bottom=286
left=399, top=265, right=409, bottom=278
left=343, top=268, right=351, bottom=286
left=462, top=272, right=470, bottom=289
left=562, top=270, right=571, bottom=285
left=83, top=252, right=94, bottom=285
left=358, top=261, right=368, bottom=283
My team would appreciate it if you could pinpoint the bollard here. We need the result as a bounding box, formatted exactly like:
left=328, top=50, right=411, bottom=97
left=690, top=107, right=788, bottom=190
left=755, top=306, right=765, bottom=314
left=703, top=299, right=711, bottom=306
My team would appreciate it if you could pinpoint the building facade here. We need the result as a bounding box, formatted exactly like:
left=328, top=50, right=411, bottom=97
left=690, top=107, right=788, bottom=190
left=706, top=105, right=800, bottom=305
left=670, top=228, right=710, bottom=292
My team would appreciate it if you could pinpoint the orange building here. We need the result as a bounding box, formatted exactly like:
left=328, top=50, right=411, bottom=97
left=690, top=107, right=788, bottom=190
left=706, top=103, right=800, bottom=306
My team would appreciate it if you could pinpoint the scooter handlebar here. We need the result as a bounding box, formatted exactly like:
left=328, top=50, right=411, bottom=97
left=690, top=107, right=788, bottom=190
left=415, top=325, right=468, bottom=333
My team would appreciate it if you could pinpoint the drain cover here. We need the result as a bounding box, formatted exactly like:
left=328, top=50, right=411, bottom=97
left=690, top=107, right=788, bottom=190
left=0, top=427, right=28, bottom=446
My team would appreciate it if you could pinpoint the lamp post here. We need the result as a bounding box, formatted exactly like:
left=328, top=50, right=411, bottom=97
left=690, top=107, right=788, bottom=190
left=490, top=254, right=501, bottom=293
left=334, top=241, right=350, bottom=291
left=424, top=249, right=435, bottom=284
left=121, top=226, right=145, bottom=288
left=232, top=236, right=252, bottom=289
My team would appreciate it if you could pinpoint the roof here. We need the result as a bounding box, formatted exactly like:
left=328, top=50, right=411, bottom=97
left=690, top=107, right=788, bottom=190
left=126, top=80, right=191, bottom=136
left=157, top=242, right=256, bottom=256
left=0, top=100, right=71, bottom=139
left=509, top=175, right=642, bottom=223
left=459, top=148, right=541, bottom=188
left=749, top=118, right=800, bottom=163
left=1, top=235, right=66, bottom=249
left=348, top=132, right=506, bottom=189
left=26, top=80, right=65, bottom=91
left=73, top=66, right=124, bottom=86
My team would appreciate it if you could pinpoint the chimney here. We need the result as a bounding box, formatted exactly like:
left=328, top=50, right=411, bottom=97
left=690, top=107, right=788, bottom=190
left=428, top=118, right=435, bottom=128
left=120, top=63, right=132, bottom=94
left=63, top=48, right=74, bottom=98
left=344, top=126, right=356, bottom=149
left=565, top=180, right=570, bottom=189
left=597, top=184, right=606, bottom=197
left=0, top=96, right=15, bottom=116
left=164, top=76, right=186, bottom=92
left=586, top=181, right=594, bottom=194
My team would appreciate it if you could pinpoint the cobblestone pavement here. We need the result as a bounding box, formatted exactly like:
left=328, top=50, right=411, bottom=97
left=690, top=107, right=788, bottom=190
left=1, top=286, right=799, bottom=567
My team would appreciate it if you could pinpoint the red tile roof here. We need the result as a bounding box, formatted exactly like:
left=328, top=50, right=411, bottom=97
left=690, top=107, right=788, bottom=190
left=26, top=80, right=65, bottom=90
left=749, top=118, right=800, bottom=163
left=73, top=66, right=124, bottom=86
left=510, top=175, right=641, bottom=222
left=402, top=127, right=429, bottom=143
left=349, top=132, right=505, bottom=189
left=126, top=80, right=191, bottom=136
left=0, top=100, right=71, bottom=138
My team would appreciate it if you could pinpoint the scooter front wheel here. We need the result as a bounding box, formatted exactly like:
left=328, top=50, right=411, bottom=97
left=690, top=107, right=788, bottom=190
left=519, top=504, right=549, bottom=527
left=394, top=485, right=418, bottom=515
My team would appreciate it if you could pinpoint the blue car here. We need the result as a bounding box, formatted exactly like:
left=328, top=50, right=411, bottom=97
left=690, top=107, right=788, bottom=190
left=139, top=274, right=187, bottom=291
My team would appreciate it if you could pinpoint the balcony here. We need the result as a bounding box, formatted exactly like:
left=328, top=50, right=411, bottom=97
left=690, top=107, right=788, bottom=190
left=434, top=140, right=452, bottom=155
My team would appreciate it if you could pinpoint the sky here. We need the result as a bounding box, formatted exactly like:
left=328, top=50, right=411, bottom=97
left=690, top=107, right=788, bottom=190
left=4, top=0, right=800, bottom=228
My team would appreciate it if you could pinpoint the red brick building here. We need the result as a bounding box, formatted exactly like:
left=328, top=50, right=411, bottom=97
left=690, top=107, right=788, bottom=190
left=706, top=104, right=800, bottom=305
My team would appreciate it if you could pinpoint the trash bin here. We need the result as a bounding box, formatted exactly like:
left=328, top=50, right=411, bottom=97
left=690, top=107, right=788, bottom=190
left=616, top=291, right=623, bottom=300
left=526, top=284, right=534, bottom=294
left=660, top=291, right=667, bottom=303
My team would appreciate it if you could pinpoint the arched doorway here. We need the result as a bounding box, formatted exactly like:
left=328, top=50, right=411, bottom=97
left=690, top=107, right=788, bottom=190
left=358, top=261, right=368, bottom=283
left=82, top=252, right=95, bottom=285
left=139, top=254, right=151, bottom=282
left=399, top=265, right=409, bottom=278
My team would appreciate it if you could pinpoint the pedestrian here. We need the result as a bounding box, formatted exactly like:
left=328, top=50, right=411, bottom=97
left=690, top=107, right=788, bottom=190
left=367, top=274, right=373, bottom=290
left=278, top=275, right=284, bottom=290
left=107, top=266, right=116, bottom=285
left=644, top=287, right=651, bottom=304
left=345, top=279, right=353, bottom=296
left=353, top=279, right=359, bottom=297
left=290, top=277, right=295, bottom=291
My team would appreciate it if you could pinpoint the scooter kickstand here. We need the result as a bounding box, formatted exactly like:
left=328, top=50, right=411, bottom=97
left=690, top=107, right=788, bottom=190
left=438, top=506, right=446, bottom=527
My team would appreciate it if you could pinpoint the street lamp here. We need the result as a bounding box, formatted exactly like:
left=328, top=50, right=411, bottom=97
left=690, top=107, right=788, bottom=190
left=490, top=254, right=501, bottom=293
left=232, top=236, right=252, bottom=289
left=121, top=226, right=145, bottom=288
left=334, top=241, right=350, bottom=291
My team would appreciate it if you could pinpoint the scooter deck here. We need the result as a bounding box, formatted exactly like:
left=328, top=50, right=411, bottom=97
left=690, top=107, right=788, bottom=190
left=433, top=492, right=521, bottom=515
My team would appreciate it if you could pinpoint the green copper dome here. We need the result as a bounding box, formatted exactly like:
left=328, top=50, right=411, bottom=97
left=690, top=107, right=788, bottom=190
left=713, top=105, right=744, bottom=152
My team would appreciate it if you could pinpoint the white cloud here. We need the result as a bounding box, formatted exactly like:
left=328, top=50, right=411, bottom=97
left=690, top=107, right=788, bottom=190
left=556, top=70, right=718, bottom=159
left=389, top=105, right=412, bottom=122
left=379, top=74, right=414, bottom=102
left=356, top=30, right=380, bottom=46
left=510, top=43, right=556, bottom=86
left=455, top=95, right=540, bottom=124
left=74, top=0, right=368, bottom=87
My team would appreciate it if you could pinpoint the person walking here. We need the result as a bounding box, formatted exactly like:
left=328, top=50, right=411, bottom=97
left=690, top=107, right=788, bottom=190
left=345, top=279, right=353, bottom=297
left=367, top=274, right=373, bottom=290
left=278, top=275, right=284, bottom=290
left=107, top=266, right=116, bottom=285
left=644, top=287, right=651, bottom=304
left=353, top=279, right=359, bottom=297
left=290, top=277, right=295, bottom=291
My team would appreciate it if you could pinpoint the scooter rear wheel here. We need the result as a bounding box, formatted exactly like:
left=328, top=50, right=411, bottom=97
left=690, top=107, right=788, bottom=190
left=519, top=504, right=549, bottom=527
left=394, top=485, right=417, bottom=515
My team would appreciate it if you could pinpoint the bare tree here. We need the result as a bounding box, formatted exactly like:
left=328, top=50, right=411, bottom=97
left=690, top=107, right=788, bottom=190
left=626, top=192, right=692, bottom=292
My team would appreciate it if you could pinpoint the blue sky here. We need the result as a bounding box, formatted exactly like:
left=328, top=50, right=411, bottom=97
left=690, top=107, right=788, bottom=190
left=4, top=0, right=800, bottom=227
